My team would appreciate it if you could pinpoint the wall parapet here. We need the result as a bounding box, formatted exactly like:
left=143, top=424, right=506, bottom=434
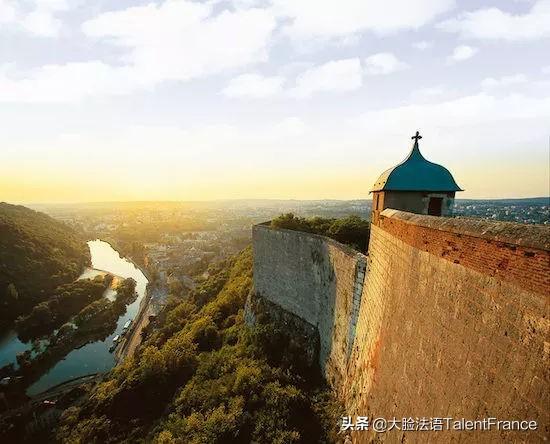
left=380, top=208, right=550, bottom=251
left=379, top=208, right=550, bottom=296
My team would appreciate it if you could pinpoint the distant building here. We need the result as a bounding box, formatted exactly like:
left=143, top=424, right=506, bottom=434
left=370, top=131, right=462, bottom=225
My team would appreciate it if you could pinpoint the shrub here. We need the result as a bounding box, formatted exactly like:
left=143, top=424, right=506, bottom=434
left=271, top=213, right=370, bottom=252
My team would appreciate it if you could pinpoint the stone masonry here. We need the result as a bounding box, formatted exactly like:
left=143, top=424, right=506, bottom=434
left=251, top=211, right=550, bottom=443
left=252, top=223, right=368, bottom=388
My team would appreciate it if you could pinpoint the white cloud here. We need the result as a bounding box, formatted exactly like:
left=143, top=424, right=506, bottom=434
left=290, top=58, right=363, bottom=98
left=447, top=45, right=478, bottom=63
left=410, top=85, right=451, bottom=102
left=357, top=93, right=550, bottom=129
left=82, top=1, right=276, bottom=83
left=232, top=0, right=264, bottom=9
left=543, top=65, right=550, bottom=74
left=355, top=93, right=550, bottom=154
left=271, top=0, right=456, bottom=38
left=272, top=116, right=308, bottom=136
left=0, top=1, right=277, bottom=102
left=21, top=9, right=62, bottom=36
left=34, top=0, right=70, bottom=10
left=0, top=0, right=71, bottom=37
left=0, top=62, right=138, bottom=103
left=481, top=74, right=527, bottom=89
left=364, top=52, right=409, bottom=75
left=336, top=34, right=361, bottom=47
left=412, top=40, right=433, bottom=50
left=438, top=0, right=550, bottom=41
left=0, top=1, right=16, bottom=23
left=222, top=73, right=285, bottom=98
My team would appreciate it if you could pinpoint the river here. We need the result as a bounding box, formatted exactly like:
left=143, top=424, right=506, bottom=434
left=0, top=240, right=148, bottom=396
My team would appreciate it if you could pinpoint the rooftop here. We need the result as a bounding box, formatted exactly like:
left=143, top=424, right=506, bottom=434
left=371, top=132, right=463, bottom=193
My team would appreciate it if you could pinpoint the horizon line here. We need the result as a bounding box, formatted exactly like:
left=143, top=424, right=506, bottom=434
left=5, top=196, right=550, bottom=206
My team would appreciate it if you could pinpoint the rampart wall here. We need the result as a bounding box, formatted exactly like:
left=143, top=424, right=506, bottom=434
left=252, top=212, right=550, bottom=442
left=346, top=210, right=549, bottom=443
left=252, top=224, right=366, bottom=387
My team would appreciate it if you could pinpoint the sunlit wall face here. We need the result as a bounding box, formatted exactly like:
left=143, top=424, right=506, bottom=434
left=1, top=1, right=549, bottom=203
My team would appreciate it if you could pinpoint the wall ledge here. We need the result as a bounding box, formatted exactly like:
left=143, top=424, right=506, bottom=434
left=380, top=209, right=550, bottom=251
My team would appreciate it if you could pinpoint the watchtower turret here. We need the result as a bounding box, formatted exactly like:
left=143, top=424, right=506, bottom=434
left=371, top=131, right=462, bottom=225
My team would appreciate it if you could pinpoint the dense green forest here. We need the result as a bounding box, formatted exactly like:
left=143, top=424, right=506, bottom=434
left=14, top=277, right=109, bottom=341
left=54, top=248, right=341, bottom=444
left=0, top=203, right=90, bottom=332
left=271, top=213, right=370, bottom=253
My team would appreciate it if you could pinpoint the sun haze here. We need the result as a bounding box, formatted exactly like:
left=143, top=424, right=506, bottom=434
left=1, top=0, right=549, bottom=203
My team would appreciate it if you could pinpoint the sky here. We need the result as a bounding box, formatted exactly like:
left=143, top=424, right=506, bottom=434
left=1, top=0, right=549, bottom=203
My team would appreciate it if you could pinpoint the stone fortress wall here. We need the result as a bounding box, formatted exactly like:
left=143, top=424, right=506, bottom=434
left=251, top=210, right=550, bottom=443
left=252, top=223, right=367, bottom=388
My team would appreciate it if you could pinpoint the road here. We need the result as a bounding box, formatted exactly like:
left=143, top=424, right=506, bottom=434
left=122, top=304, right=153, bottom=359
left=115, top=283, right=168, bottom=361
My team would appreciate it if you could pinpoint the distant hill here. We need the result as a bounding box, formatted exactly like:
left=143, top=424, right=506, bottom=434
left=0, top=203, right=90, bottom=331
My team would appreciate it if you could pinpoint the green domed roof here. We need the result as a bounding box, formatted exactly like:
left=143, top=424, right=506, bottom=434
left=371, top=133, right=462, bottom=192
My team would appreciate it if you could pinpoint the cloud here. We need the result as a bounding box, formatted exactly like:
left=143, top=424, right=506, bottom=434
left=354, top=93, right=550, bottom=166
left=481, top=74, right=527, bottom=89
left=438, top=0, right=550, bottom=41
left=0, top=0, right=70, bottom=37
left=0, top=1, right=16, bottom=23
left=412, top=40, right=433, bottom=50
left=271, top=0, right=455, bottom=38
left=82, top=1, right=276, bottom=83
left=0, top=1, right=277, bottom=102
left=447, top=45, right=478, bottom=63
left=222, top=73, right=285, bottom=98
left=0, top=61, right=137, bottom=103
left=364, top=52, right=409, bottom=75
left=20, top=9, right=62, bottom=36
left=543, top=65, right=550, bottom=74
left=410, top=85, right=451, bottom=102
left=356, top=93, right=550, bottom=133
left=290, top=58, right=363, bottom=98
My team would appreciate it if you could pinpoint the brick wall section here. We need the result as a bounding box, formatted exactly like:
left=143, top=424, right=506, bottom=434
left=378, top=209, right=550, bottom=296
left=252, top=224, right=368, bottom=387
left=345, top=212, right=549, bottom=443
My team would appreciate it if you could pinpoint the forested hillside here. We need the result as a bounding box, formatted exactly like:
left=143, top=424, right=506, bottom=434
left=55, top=248, right=341, bottom=444
left=0, top=203, right=90, bottom=331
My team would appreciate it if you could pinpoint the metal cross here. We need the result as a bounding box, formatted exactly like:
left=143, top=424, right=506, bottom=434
left=411, top=131, right=422, bottom=141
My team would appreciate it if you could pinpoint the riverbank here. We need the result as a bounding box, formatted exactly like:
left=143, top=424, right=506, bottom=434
left=113, top=285, right=150, bottom=361
left=24, top=240, right=149, bottom=396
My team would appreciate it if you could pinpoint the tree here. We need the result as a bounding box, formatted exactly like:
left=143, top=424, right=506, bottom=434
left=25, top=303, right=53, bottom=326
left=168, top=280, right=184, bottom=298
left=271, top=214, right=370, bottom=252
left=327, top=215, right=370, bottom=252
